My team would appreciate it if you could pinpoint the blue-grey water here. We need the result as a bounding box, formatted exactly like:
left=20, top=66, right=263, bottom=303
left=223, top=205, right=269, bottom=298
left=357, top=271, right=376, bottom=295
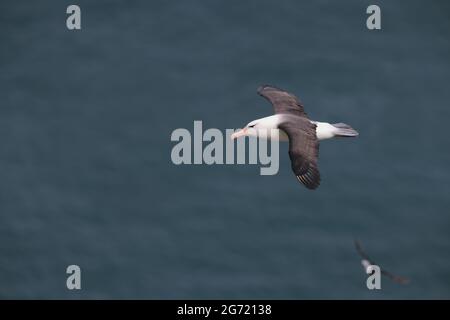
left=1, top=0, right=449, bottom=299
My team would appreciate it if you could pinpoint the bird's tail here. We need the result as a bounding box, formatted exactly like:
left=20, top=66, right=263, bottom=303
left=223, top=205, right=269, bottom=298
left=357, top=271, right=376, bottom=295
left=332, top=123, right=359, bottom=137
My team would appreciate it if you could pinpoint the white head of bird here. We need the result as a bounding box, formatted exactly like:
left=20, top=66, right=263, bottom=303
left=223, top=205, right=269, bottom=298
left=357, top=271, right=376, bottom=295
left=231, top=115, right=288, bottom=141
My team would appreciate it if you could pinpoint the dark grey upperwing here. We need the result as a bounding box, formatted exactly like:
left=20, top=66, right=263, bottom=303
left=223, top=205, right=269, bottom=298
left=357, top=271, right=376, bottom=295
left=257, top=85, right=308, bottom=118
left=355, top=239, right=373, bottom=262
left=381, top=269, right=410, bottom=284
left=278, top=117, right=320, bottom=190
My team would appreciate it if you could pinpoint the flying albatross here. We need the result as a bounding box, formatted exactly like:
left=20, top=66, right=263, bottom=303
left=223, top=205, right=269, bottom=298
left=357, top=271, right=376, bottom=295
left=231, top=85, right=359, bottom=189
left=355, top=239, right=410, bottom=284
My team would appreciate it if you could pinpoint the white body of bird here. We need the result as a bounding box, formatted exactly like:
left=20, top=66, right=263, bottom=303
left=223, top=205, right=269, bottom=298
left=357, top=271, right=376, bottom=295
left=231, top=115, right=355, bottom=141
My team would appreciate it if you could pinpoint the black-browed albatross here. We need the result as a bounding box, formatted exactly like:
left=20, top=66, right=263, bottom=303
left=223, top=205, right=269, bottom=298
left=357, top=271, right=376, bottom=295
left=355, top=239, right=410, bottom=284
left=231, top=85, right=359, bottom=189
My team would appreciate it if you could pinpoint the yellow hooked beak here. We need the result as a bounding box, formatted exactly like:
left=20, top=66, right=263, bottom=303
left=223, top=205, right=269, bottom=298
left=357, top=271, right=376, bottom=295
left=231, top=128, right=248, bottom=140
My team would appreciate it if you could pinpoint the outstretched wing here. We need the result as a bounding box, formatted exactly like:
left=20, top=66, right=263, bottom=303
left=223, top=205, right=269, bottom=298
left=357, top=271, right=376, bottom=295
left=278, top=119, right=320, bottom=189
left=355, top=239, right=373, bottom=262
left=257, top=85, right=308, bottom=118
left=381, top=269, right=410, bottom=284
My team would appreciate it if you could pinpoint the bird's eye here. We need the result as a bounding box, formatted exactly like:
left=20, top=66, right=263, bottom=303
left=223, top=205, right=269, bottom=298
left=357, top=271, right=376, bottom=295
left=249, top=124, right=256, bottom=128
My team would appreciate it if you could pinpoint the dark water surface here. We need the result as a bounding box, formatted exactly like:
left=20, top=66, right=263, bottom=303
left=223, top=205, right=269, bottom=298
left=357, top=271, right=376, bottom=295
left=1, top=0, right=449, bottom=298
